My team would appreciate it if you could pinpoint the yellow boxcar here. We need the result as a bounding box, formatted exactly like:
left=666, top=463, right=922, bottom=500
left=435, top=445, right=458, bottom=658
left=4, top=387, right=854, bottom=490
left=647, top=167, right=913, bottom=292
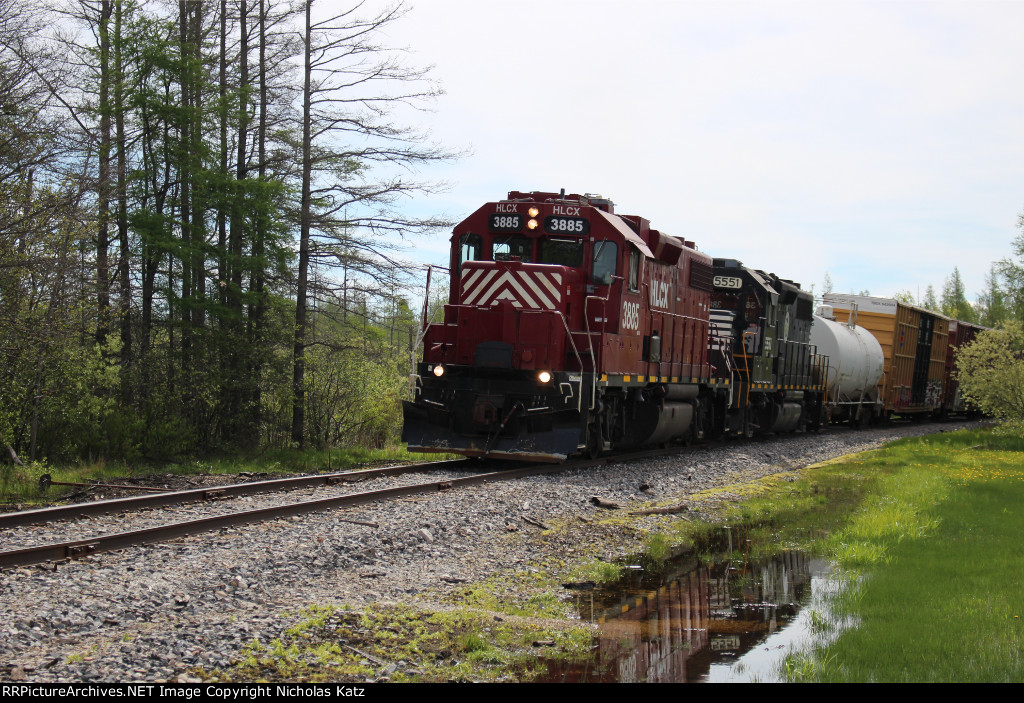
left=822, top=295, right=949, bottom=418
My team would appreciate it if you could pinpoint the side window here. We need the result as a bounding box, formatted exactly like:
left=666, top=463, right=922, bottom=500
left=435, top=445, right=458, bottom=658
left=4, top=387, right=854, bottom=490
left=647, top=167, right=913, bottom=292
left=493, top=236, right=531, bottom=262
left=591, top=241, right=617, bottom=285
left=457, top=234, right=482, bottom=274
left=628, top=249, right=640, bottom=292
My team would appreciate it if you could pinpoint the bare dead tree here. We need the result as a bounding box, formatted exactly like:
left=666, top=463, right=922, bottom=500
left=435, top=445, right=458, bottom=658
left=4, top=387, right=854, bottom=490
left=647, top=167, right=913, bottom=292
left=290, top=0, right=458, bottom=446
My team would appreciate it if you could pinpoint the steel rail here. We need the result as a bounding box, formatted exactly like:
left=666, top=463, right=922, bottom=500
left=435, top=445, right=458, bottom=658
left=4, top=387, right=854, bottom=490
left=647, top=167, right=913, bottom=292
left=0, top=458, right=603, bottom=569
left=0, top=459, right=479, bottom=529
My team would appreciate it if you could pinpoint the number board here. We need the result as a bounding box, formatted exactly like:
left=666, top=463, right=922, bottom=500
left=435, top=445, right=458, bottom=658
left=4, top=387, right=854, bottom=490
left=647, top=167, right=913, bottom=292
left=489, top=214, right=522, bottom=232
left=544, top=216, right=589, bottom=235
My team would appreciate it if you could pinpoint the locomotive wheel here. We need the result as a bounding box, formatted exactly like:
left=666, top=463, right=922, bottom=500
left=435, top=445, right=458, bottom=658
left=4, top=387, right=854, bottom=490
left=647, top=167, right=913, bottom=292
left=742, top=414, right=755, bottom=439
left=585, top=423, right=602, bottom=460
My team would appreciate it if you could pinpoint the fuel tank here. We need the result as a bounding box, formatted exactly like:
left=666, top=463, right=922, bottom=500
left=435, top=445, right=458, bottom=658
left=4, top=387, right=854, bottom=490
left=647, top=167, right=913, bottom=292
left=810, top=307, right=884, bottom=403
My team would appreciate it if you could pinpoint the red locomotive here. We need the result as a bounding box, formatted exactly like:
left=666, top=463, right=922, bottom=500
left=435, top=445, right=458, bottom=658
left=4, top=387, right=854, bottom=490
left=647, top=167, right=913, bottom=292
left=402, top=190, right=828, bottom=461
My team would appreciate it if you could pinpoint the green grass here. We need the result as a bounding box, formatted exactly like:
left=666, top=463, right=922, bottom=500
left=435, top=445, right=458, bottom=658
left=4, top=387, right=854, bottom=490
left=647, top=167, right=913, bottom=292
left=781, top=427, right=1024, bottom=682
left=206, top=603, right=593, bottom=683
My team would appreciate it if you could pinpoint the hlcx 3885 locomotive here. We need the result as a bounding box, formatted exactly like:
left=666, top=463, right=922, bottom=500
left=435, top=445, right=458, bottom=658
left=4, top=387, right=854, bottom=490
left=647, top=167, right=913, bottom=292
left=402, top=190, right=830, bottom=461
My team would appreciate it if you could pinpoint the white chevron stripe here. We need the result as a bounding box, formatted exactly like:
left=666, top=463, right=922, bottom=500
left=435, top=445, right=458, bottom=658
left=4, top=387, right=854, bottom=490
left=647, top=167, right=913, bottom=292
left=538, top=271, right=562, bottom=301
left=460, top=268, right=565, bottom=310
left=492, top=289, right=523, bottom=308
left=497, top=272, right=540, bottom=308
left=462, top=269, right=497, bottom=306
left=520, top=271, right=555, bottom=309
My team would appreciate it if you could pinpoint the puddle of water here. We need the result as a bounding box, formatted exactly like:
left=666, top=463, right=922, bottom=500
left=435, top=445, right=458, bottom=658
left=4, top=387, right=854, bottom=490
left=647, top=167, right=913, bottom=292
left=541, top=533, right=850, bottom=683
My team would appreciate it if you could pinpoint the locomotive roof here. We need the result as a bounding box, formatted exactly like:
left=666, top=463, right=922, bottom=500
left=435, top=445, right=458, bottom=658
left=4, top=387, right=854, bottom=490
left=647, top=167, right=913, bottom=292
left=591, top=208, right=654, bottom=258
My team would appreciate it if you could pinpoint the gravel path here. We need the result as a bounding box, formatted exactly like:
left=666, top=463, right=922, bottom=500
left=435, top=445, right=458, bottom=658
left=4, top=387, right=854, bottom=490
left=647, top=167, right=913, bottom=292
left=0, top=421, right=979, bottom=682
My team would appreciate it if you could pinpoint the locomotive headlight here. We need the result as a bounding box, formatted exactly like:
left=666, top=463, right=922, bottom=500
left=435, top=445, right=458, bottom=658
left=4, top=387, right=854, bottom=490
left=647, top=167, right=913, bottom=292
left=528, top=207, right=539, bottom=217
left=527, top=218, right=539, bottom=230
left=537, top=370, right=552, bottom=384
left=432, top=364, right=445, bottom=377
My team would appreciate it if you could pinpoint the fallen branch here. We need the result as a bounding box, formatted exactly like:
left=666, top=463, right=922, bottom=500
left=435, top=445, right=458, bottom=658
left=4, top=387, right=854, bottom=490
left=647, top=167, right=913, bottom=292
left=522, top=515, right=551, bottom=530
left=630, top=503, right=690, bottom=517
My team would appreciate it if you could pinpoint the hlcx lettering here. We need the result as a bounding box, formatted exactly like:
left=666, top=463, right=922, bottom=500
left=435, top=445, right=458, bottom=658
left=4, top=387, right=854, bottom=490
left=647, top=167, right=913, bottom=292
left=622, top=300, right=640, bottom=330
left=648, top=280, right=670, bottom=308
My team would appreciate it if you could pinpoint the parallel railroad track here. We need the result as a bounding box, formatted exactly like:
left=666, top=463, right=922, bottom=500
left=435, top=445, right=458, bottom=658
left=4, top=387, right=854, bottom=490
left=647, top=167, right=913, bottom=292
left=0, top=458, right=476, bottom=530
left=1, top=452, right=661, bottom=569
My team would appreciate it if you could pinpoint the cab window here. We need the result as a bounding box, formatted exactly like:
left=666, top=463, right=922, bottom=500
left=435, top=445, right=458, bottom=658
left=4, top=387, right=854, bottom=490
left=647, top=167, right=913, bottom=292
left=628, top=249, right=640, bottom=292
left=457, top=234, right=482, bottom=274
left=539, top=238, right=583, bottom=267
left=493, top=236, right=531, bottom=261
left=591, top=241, right=617, bottom=284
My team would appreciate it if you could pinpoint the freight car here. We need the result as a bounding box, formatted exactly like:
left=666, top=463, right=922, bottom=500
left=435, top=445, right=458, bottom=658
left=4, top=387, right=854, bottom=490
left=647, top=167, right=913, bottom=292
left=810, top=304, right=885, bottom=427
left=821, top=294, right=950, bottom=421
left=942, top=319, right=987, bottom=416
left=402, top=190, right=829, bottom=461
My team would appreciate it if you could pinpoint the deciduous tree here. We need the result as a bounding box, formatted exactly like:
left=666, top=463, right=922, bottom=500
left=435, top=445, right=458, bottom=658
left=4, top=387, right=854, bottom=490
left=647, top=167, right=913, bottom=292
left=955, top=322, right=1024, bottom=421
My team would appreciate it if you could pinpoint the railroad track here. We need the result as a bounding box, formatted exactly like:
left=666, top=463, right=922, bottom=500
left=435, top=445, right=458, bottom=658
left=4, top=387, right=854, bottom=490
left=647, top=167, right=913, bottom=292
left=0, top=458, right=477, bottom=529
left=1, top=420, right=950, bottom=571
left=0, top=453, right=644, bottom=569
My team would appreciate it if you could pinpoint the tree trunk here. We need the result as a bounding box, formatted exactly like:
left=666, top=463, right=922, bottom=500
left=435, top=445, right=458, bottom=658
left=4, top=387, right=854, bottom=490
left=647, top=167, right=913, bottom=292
left=96, top=0, right=112, bottom=345
left=291, top=0, right=313, bottom=447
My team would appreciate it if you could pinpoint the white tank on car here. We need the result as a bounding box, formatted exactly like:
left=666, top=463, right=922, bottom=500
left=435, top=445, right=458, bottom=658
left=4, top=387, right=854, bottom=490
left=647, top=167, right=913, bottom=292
left=810, top=306, right=884, bottom=413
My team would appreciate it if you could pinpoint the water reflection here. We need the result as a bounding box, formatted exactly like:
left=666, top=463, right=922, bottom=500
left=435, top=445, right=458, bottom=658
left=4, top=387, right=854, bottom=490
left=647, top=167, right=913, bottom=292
left=543, top=539, right=833, bottom=682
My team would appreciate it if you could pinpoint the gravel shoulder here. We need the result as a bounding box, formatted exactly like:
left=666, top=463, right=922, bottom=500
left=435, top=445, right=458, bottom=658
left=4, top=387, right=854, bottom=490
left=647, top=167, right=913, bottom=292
left=0, top=421, right=979, bottom=682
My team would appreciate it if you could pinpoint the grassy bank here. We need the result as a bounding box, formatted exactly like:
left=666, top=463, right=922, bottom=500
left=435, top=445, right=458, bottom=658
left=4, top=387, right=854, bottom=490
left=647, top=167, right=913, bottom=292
left=782, top=426, right=1024, bottom=682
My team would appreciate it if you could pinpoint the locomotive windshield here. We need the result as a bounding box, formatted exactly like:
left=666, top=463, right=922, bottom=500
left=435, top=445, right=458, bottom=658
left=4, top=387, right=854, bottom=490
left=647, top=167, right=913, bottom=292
left=538, top=238, right=584, bottom=267
left=493, top=235, right=531, bottom=261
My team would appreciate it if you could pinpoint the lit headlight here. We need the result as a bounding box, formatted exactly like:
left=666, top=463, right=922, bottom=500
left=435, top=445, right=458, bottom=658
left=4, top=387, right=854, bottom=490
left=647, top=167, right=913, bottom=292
left=537, top=370, right=552, bottom=384
left=527, top=219, right=539, bottom=230
left=432, top=365, right=445, bottom=377
left=528, top=207, right=540, bottom=217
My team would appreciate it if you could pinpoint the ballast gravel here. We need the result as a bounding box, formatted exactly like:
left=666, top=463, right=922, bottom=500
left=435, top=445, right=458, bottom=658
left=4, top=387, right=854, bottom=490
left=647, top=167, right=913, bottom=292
left=0, top=421, right=980, bottom=682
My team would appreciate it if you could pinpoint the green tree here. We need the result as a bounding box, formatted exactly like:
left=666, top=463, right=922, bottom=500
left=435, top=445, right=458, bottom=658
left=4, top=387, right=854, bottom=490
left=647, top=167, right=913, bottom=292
left=921, top=284, right=939, bottom=312
left=976, top=264, right=1008, bottom=328
left=940, top=267, right=977, bottom=322
left=998, top=211, right=1024, bottom=323
left=893, top=290, right=916, bottom=305
left=955, top=322, right=1024, bottom=421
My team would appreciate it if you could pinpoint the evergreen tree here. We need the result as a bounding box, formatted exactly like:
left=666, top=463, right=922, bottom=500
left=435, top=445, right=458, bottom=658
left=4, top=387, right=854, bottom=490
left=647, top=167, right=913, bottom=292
left=977, top=264, right=1008, bottom=328
left=940, top=267, right=977, bottom=323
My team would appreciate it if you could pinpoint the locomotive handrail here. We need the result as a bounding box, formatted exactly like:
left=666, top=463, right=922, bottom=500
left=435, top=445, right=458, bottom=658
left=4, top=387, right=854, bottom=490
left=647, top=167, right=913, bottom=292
left=584, top=276, right=623, bottom=411
left=536, top=307, right=585, bottom=413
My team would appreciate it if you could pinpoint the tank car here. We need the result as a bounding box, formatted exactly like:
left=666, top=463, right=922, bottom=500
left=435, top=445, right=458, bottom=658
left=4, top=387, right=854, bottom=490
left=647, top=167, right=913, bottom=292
left=810, top=304, right=885, bottom=427
left=821, top=294, right=950, bottom=420
left=402, top=190, right=830, bottom=461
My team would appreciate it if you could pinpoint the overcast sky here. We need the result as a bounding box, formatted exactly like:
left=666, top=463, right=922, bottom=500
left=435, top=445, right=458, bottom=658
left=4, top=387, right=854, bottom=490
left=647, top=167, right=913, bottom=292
left=377, top=0, right=1024, bottom=301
